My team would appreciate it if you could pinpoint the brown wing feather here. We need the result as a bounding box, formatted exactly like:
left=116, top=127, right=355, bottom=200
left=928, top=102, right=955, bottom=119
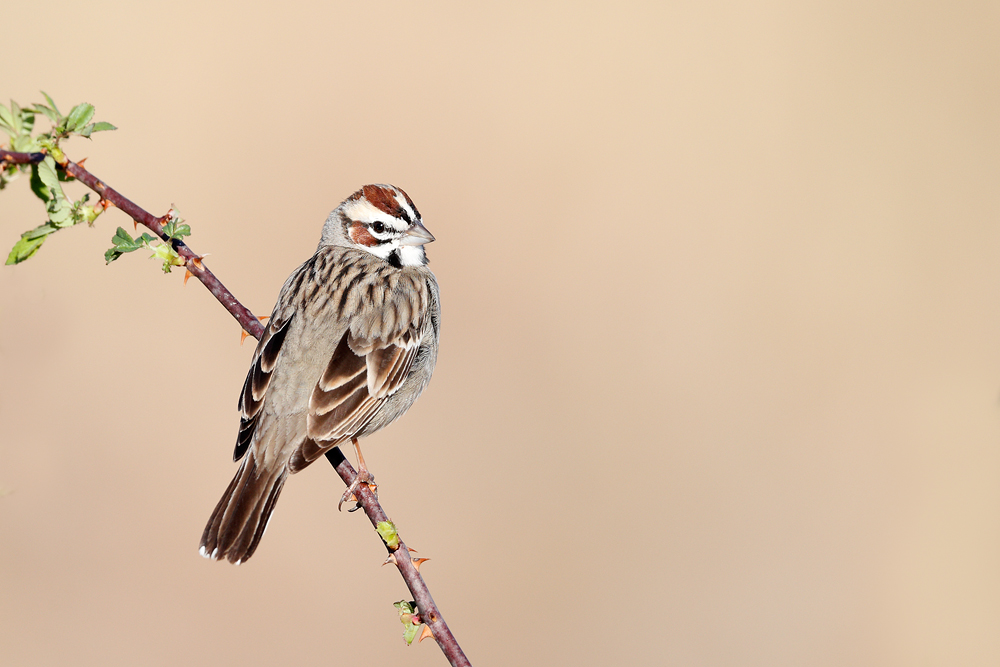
left=290, top=326, right=421, bottom=471
left=233, top=313, right=293, bottom=462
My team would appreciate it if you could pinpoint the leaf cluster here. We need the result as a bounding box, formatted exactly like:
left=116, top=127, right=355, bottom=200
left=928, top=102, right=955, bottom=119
left=2, top=93, right=116, bottom=265
left=104, top=210, right=191, bottom=273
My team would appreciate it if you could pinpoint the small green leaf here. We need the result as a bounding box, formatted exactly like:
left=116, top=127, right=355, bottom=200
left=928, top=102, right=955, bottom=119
left=21, top=107, right=35, bottom=135
left=48, top=199, right=73, bottom=226
left=6, top=224, right=57, bottom=265
left=41, top=91, right=62, bottom=118
left=36, top=156, right=61, bottom=195
left=83, top=121, right=116, bottom=135
left=9, top=134, right=40, bottom=153
left=24, top=224, right=57, bottom=240
left=106, top=226, right=182, bottom=271
left=7, top=236, right=47, bottom=265
left=32, top=103, right=61, bottom=125
left=162, top=219, right=191, bottom=240
left=65, top=103, right=95, bottom=132
left=105, top=226, right=150, bottom=264
left=29, top=164, right=50, bottom=203
left=376, top=521, right=400, bottom=550
left=0, top=102, right=13, bottom=133
left=9, top=100, right=22, bottom=135
left=110, top=226, right=139, bottom=250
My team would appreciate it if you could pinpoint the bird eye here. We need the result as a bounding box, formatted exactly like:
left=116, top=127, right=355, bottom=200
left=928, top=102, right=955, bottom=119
left=371, top=222, right=386, bottom=234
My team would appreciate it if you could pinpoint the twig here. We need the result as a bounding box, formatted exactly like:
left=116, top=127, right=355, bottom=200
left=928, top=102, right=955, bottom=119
left=1, top=147, right=471, bottom=667
left=1, top=148, right=264, bottom=337
left=325, top=449, right=470, bottom=666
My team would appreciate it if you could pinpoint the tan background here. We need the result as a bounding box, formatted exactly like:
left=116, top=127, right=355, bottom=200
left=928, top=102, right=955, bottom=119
left=2, top=1, right=999, bottom=665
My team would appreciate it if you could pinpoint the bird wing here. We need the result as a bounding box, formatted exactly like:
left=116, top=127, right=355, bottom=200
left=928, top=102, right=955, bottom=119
left=233, top=309, right=295, bottom=462
left=291, top=323, right=423, bottom=471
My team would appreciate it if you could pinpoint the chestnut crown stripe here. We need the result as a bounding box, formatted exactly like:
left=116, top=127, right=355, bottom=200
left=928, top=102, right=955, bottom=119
left=356, top=184, right=419, bottom=223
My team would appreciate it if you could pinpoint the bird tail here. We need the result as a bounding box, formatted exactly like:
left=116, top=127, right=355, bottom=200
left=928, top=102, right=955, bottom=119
left=200, top=454, right=288, bottom=564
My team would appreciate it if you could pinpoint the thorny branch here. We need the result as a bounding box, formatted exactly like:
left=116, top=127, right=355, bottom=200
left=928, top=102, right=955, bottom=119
left=0, top=148, right=471, bottom=667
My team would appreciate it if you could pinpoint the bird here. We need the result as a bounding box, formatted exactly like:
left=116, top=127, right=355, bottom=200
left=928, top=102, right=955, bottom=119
left=200, top=184, right=440, bottom=564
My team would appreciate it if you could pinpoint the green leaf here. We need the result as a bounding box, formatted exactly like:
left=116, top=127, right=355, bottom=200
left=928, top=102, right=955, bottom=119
left=110, top=227, right=139, bottom=251
left=376, top=521, right=400, bottom=550
left=32, top=103, right=61, bottom=125
left=21, top=107, right=35, bottom=135
left=105, top=227, right=145, bottom=264
left=9, top=134, right=40, bottom=153
left=104, top=227, right=159, bottom=265
left=6, top=224, right=58, bottom=265
left=7, top=236, right=47, bottom=265
left=41, top=91, right=62, bottom=118
left=36, top=156, right=61, bottom=195
left=162, top=219, right=191, bottom=240
left=32, top=157, right=73, bottom=228
left=79, top=121, right=117, bottom=137
left=0, top=103, right=14, bottom=136
left=48, top=199, right=73, bottom=227
left=24, top=224, right=57, bottom=240
left=65, top=103, right=95, bottom=132
left=29, top=164, right=50, bottom=203
left=9, top=100, right=21, bottom=135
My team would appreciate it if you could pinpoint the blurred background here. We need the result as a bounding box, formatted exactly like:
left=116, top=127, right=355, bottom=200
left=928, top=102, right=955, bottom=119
left=2, top=1, right=999, bottom=665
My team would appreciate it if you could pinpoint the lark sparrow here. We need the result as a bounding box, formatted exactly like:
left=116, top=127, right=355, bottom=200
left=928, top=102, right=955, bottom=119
left=200, top=184, right=440, bottom=564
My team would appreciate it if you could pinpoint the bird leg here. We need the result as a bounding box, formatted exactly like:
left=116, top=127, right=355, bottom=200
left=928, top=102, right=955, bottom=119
left=339, top=437, right=378, bottom=512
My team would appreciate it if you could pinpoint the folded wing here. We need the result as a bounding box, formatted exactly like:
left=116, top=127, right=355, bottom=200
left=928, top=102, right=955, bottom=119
left=290, top=325, right=421, bottom=471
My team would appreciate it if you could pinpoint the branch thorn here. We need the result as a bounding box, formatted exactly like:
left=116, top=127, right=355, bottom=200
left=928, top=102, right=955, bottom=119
left=187, top=254, right=209, bottom=271
left=240, top=316, right=270, bottom=345
left=418, top=625, right=435, bottom=643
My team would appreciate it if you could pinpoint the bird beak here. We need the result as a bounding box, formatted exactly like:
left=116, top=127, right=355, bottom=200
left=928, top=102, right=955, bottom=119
left=399, top=220, right=435, bottom=246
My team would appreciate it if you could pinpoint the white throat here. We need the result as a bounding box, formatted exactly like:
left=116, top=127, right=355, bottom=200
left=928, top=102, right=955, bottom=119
left=361, top=240, right=427, bottom=267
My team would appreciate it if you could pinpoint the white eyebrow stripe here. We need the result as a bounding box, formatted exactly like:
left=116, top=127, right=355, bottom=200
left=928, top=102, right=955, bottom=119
left=342, top=198, right=409, bottom=232
left=341, top=199, right=392, bottom=224
left=393, top=192, right=417, bottom=223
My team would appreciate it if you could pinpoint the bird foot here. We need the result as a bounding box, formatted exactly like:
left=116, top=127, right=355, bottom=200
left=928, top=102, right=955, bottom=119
left=339, top=468, right=377, bottom=512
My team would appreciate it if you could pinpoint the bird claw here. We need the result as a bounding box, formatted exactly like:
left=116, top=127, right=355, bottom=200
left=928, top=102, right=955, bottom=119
left=338, top=469, right=376, bottom=512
